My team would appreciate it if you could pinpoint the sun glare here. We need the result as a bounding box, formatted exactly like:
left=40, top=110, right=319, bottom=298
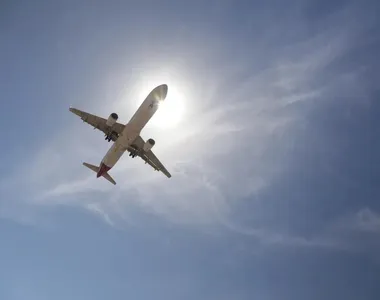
left=119, top=66, right=191, bottom=130
left=152, top=84, right=186, bottom=129
left=129, top=74, right=187, bottom=129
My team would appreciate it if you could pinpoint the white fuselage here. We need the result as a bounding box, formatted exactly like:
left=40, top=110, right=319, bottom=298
left=101, top=84, right=167, bottom=169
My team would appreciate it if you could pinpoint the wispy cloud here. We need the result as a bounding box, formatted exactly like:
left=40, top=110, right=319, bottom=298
left=329, top=208, right=380, bottom=237
left=306, top=207, right=380, bottom=260
left=219, top=217, right=340, bottom=250
left=219, top=207, right=380, bottom=254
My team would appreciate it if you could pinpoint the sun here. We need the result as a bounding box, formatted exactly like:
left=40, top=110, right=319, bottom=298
left=152, top=84, right=186, bottom=129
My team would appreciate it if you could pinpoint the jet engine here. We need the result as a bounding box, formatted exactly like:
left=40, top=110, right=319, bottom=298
left=143, top=138, right=155, bottom=152
left=106, top=113, right=118, bottom=127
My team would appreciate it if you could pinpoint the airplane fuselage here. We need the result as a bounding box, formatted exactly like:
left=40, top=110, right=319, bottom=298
left=96, top=84, right=168, bottom=178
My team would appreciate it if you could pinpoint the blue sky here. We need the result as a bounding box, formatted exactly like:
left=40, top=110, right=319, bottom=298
left=1, top=0, right=380, bottom=299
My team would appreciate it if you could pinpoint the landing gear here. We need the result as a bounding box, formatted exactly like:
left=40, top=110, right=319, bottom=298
left=129, top=149, right=138, bottom=158
left=129, top=152, right=137, bottom=158
left=104, top=131, right=118, bottom=142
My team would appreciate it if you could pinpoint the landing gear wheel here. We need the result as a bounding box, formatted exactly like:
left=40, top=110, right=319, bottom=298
left=129, top=150, right=138, bottom=158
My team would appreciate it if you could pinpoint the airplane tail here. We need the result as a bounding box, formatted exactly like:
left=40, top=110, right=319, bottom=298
left=83, top=162, right=116, bottom=185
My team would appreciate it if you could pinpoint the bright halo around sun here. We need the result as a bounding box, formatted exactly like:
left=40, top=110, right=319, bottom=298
left=152, top=84, right=186, bottom=129
left=127, top=68, right=189, bottom=129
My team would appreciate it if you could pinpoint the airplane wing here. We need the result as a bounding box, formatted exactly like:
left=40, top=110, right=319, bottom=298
left=69, top=107, right=125, bottom=141
left=129, top=136, right=172, bottom=178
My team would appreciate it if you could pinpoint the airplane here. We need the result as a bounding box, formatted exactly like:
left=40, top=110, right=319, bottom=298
left=69, top=84, right=171, bottom=185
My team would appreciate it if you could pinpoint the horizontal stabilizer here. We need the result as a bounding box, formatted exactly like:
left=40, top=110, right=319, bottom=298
left=83, top=162, right=99, bottom=173
left=102, top=172, right=116, bottom=185
left=83, top=162, right=116, bottom=185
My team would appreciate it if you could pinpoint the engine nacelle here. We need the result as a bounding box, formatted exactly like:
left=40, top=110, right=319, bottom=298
left=143, top=138, right=155, bottom=152
left=106, top=113, right=118, bottom=127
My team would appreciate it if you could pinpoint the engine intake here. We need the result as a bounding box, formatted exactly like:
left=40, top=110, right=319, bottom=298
left=143, top=138, right=155, bottom=152
left=106, top=113, right=118, bottom=127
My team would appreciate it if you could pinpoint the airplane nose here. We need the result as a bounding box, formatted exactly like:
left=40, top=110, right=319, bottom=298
left=155, top=84, right=168, bottom=100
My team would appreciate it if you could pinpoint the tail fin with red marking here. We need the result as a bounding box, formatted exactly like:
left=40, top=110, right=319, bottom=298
left=83, top=162, right=116, bottom=185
